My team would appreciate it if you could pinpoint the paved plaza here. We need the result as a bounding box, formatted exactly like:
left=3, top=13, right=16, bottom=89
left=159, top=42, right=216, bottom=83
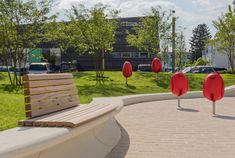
left=107, top=97, right=235, bottom=158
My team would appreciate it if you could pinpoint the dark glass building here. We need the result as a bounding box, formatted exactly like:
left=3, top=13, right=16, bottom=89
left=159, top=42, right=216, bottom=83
left=0, top=17, right=156, bottom=71
left=62, top=17, right=155, bottom=71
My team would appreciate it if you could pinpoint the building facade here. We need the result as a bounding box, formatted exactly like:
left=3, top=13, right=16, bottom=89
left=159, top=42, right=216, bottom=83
left=62, top=17, right=156, bottom=71
left=202, top=46, right=231, bottom=69
left=1, top=17, right=183, bottom=71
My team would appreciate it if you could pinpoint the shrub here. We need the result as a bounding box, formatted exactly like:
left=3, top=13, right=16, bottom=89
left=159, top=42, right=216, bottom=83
left=193, top=57, right=209, bottom=66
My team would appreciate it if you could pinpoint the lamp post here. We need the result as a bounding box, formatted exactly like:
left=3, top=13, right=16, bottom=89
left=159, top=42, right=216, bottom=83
left=172, top=10, right=176, bottom=73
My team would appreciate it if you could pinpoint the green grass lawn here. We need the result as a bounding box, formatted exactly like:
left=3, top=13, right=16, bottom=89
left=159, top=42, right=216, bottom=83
left=0, top=71, right=235, bottom=131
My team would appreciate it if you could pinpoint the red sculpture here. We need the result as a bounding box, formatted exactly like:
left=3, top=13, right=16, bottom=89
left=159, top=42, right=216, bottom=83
left=122, top=61, right=132, bottom=85
left=203, top=72, right=224, bottom=115
left=170, top=71, right=188, bottom=108
left=152, top=57, right=162, bottom=73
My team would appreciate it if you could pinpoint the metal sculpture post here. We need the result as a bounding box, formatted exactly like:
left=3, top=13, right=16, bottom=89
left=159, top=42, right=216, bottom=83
left=178, top=97, right=181, bottom=108
left=203, top=72, right=224, bottom=115
left=213, top=101, right=216, bottom=115
left=170, top=71, right=188, bottom=109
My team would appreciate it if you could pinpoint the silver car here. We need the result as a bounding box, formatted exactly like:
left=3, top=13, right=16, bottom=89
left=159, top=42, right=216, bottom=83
left=28, top=63, right=51, bottom=74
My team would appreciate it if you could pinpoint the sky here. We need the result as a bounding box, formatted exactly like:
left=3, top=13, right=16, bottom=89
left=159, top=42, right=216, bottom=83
left=53, top=0, right=234, bottom=49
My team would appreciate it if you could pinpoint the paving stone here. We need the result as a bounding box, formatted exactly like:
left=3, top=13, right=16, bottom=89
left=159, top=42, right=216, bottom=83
left=106, top=97, right=235, bottom=158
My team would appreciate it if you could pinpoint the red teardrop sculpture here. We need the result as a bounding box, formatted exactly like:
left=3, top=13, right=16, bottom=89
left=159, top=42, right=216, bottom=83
left=152, top=58, right=162, bottom=73
left=170, top=71, right=188, bottom=96
left=122, top=61, right=132, bottom=78
left=203, top=72, right=224, bottom=102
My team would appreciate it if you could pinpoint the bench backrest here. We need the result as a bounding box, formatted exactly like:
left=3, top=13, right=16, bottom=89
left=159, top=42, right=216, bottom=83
left=24, top=73, right=79, bottom=118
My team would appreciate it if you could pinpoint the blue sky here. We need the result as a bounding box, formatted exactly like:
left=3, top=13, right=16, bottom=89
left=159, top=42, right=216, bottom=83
left=53, top=0, right=233, bottom=49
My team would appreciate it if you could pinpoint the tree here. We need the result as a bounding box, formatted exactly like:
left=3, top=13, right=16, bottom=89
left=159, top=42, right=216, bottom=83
left=66, top=4, right=119, bottom=81
left=175, top=31, right=187, bottom=69
left=0, top=0, right=56, bottom=86
left=212, top=0, right=235, bottom=72
left=190, top=24, right=212, bottom=62
left=47, top=21, right=82, bottom=58
left=159, top=38, right=169, bottom=71
left=193, top=57, right=209, bottom=66
left=126, top=7, right=172, bottom=56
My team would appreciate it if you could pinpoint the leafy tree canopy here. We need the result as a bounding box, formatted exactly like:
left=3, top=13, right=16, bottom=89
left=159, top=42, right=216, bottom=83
left=126, top=7, right=172, bottom=55
left=212, top=0, right=235, bottom=71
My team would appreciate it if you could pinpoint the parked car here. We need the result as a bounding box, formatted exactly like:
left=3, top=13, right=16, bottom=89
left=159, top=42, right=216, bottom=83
left=60, top=62, right=77, bottom=73
left=165, top=67, right=172, bottom=72
left=213, top=67, right=227, bottom=72
left=182, top=67, right=194, bottom=73
left=137, top=64, right=152, bottom=72
left=175, top=67, right=181, bottom=72
left=182, top=66, right=214, bottom=74
left=28, top=63, right=51, bottom=74
left=0, top=66, right=12, bottom=72
left=191, top=66, right=214, bottom=74
left=49, top=65, right=61, bottom=73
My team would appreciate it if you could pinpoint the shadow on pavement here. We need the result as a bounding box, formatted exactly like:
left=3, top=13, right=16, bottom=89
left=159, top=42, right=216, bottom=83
left=213, top=115, right=235, bottom=120
left=178, top=108, right=200, bottom=113
left=105, top=122, right=130, bottom=158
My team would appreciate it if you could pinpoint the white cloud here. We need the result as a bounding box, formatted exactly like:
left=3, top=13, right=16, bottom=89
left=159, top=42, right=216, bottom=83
left=58, top=0, right=178, bottom=17
left=118, top=0, right=178, bottom=17
left=193, top=0, right=233, bottom=13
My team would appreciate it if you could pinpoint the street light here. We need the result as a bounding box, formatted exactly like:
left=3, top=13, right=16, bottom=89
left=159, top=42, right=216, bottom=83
left=172, top=10, right=176, bottom=73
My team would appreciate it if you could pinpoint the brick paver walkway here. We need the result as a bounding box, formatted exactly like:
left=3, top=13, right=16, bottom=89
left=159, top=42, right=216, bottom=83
left=106, top=97, right=235, bottom=158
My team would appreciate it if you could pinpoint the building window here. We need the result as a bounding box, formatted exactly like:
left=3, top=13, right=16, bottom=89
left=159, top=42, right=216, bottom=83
left=140, top=52, right=148, bottom=58
left=112, top=52, right=121, bottom=58
left=131, top=52, right=139, bottom=58
left=121, top=22, right=139, bottom=27
left=187, top=54, right=191, bottom=59
left=121, top=52, right=131, bottom=58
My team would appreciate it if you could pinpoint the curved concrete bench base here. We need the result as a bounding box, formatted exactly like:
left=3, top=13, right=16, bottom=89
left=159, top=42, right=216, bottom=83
left=24, top=118, right=121, bottom=158
left=0, top=111, right=121, bottom=158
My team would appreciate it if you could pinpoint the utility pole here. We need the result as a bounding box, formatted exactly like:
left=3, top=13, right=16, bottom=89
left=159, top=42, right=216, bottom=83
left=172, top=10, right=176, bottom=73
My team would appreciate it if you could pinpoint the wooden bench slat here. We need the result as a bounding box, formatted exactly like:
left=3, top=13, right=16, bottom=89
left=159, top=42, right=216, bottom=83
left=19, top=105, right=88, bottom=126
left=66, top=104, right=117, bottom=123
left=26, top=101, right=79, bottom=118
left=24, top=103, right=101, bottom=122
left=43, top=104, right=117, bottom=127
left=25, top=89, right=78, bottom=103
left=23, top=73, right=73, bottom=81
left=24, top=84, right=77, bottom=95
left=20, top=103, right=110, bottom=122
left=20, top=104, right=118, bottom=127
left=24, top=79, right=74, bottom=88
left=22, top=103, right=109, bottom=126
left=25, top=95, right=79, bottom=111
left=40, top=104, right=110, bottom=122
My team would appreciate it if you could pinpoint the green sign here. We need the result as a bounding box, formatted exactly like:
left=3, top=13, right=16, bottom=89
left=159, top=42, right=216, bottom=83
left=29, top=48, right=41, bottom=64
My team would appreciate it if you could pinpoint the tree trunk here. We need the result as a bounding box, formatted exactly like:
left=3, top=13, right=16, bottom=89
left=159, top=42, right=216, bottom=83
left=228, top=51, right=235, bottom=72
left=2, top=48, right=13, bottom=85
left=102, top=51, right=105, bottom=72
left=7, top=66, right=13, bottom=85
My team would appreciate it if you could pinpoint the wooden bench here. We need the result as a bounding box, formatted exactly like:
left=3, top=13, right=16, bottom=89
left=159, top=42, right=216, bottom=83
left=19, top=73, right=119, bottom=127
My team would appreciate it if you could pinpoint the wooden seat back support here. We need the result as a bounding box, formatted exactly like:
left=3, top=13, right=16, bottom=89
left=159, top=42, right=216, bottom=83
left=24, top=73, right=79, bottom=118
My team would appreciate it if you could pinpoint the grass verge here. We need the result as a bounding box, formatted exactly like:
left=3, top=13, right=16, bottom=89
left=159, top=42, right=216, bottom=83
left=0, top=71, right=234, bottom=131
